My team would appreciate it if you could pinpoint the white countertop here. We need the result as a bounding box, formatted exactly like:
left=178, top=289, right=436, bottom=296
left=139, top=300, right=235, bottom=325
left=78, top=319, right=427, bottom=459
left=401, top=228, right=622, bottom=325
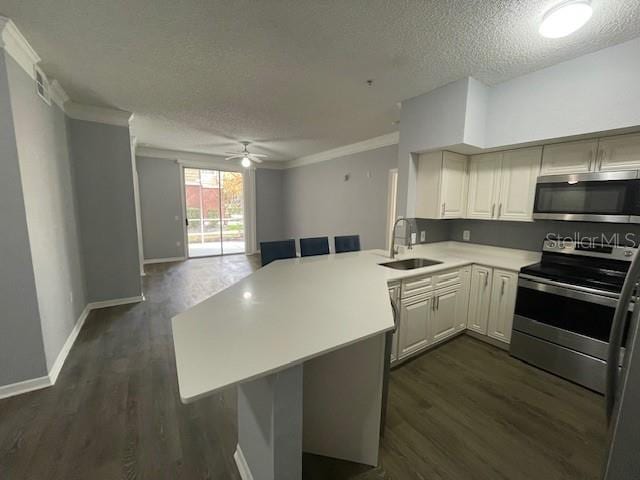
left=171, top=241, right=540, bottom=403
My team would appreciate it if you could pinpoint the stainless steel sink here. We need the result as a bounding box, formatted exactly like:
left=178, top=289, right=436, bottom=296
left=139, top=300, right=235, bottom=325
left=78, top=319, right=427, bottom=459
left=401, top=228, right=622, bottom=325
left=379, top=258, right=443, bottom=270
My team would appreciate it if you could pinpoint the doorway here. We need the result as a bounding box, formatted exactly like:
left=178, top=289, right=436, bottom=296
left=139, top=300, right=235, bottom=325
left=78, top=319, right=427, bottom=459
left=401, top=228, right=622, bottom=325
left=183, top=167, right=245, bottom=257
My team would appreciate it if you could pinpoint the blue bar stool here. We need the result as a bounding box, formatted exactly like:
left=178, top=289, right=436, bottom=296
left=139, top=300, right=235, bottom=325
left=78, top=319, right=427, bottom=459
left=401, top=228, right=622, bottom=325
left=260, top=239, right=296, bottom=266
left=334, top=235, right=361, bottom=253
left=299, top=236, right=330, bottom=257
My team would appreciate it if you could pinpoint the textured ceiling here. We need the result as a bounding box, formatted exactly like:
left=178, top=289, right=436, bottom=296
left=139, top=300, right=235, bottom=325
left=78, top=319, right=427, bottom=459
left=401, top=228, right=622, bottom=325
left=1, top=0, right=639, bottom=160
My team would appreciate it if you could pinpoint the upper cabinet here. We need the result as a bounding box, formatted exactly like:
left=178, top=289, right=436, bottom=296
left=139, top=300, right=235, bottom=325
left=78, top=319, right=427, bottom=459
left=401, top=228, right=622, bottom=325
left=466, top=147, right=541, bottom=222
left=540, top=133, right=640, bottom=175
left=598, top=133, right=640, bottom=171
left=498, top=148, right=542, bottom=221
left=466, top=153, right=501, bottom=220
left=540, top=139, right=597, bottom=175
left=416, top=151, right=468, bottom=219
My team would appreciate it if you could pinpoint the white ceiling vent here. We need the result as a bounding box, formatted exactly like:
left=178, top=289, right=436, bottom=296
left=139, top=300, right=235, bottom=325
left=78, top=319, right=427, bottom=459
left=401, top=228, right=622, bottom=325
left=34, top=65, right=51, bottom=105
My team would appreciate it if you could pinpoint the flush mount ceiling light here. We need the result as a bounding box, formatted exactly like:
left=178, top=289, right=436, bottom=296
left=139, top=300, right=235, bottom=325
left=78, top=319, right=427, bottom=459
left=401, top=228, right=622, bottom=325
left=539, top=0, right=593, bottom=38
left=241, top=156, right=251, bottom=168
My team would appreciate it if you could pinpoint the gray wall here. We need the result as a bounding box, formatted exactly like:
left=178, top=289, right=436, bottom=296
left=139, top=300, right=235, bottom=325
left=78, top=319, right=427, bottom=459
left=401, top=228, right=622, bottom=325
left=5, top=53, right=87, bottom=372
left=256, top=168, right=285, bottom=243
left=282, top=144, right=398, bottom=251
left=68, top=119, right=141, bottom=303
left=0, top=51, right=48, bottom=385
left=136, top=156, right=184, bottom=260
left=448, top=219, right=640, bottom=251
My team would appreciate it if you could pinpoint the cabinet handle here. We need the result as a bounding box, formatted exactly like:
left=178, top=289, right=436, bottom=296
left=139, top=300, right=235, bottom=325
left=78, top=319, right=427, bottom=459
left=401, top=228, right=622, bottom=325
left=436, top=296, right=439, bottom=310
left=501, top=278, right=506, bottom=296
left=441, top=202, right=446, bottom=217
left=491, top=204, right=495, bottom=218
left=597, top=149, right=605, bottom=171
left=498, top=203, right=502, bottom=218
left=484, top=272, right=488, bottom=287
left=588, top=149, right=594, bottom=172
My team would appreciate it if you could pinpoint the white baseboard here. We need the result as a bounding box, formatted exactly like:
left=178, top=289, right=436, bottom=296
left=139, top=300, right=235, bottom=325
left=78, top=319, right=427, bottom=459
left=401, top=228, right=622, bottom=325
left=0, top=295, right=145, bottom=400
left=87, top=295, right=145, bottom=310
left=144, top=256, right=186, bottom=265
left=234, top=444, right=254, bottom=480
left=48, top=305, right=91, bottom=384
left=0, top=375, right=51, bottom=400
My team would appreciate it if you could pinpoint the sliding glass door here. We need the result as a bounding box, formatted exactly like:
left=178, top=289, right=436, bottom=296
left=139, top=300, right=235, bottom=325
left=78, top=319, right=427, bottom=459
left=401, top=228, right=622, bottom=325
left=184, top=167, right=245, bottom=257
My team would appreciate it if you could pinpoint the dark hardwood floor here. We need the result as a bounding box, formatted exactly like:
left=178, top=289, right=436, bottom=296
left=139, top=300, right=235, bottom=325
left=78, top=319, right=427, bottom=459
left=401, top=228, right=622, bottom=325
left=1, top=255, right=605, bottom=479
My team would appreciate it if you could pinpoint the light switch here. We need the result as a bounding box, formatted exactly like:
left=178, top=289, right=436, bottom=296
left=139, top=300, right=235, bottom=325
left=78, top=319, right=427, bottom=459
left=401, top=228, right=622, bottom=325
left=411, top=232, right=417, bottom=244
left=420, top=231, right=426, bottom=242
left=463, top=230, right=471, bottom=241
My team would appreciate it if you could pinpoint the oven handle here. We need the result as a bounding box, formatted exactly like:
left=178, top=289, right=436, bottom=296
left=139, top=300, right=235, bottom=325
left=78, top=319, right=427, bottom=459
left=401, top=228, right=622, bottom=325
left=518, top=275, right=629, bottom=310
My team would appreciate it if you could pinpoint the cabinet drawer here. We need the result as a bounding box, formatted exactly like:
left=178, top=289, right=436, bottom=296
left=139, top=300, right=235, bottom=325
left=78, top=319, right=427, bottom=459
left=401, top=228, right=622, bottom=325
left=434, top=268, right=463, bottom=289
left=401, top=275, right=432, bottom=298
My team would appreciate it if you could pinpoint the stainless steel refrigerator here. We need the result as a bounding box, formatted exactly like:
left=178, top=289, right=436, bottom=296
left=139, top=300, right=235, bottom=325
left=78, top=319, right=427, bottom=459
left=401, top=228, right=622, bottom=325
left=603, top=251, right=640, bottom=479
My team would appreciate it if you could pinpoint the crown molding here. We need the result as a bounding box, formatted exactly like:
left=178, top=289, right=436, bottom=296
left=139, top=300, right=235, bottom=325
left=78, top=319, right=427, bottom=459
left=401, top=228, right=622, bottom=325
left=65, top=102, right=133, bottom=127
left=48, top=79, right=69, bottom=110
left=136, top=145, right=287, bottom=170
left=286, top=132, right=399, bottom=168
left=0, top=16, right=41, bottom=80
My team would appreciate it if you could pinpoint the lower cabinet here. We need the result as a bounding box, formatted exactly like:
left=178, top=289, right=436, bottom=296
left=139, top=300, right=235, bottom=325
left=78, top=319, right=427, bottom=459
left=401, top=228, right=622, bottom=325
left=487, top=269, right=518, bottom=343
left=430, top=281, right=469, bottom=343
left=388, top=283, right=401, bottom=363
left=398, top=292, right=433, bottom=359
left=396, top=267, right=471, bottom=362
left=467, top=265, right=493, bottom=334
left=390, top=264, right=517, bottom=364
left=466, top=266, right=518, bottom=344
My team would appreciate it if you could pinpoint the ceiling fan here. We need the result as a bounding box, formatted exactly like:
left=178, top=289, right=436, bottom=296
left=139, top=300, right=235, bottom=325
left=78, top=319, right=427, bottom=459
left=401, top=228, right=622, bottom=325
left=225, top=141, right=268, bottom=168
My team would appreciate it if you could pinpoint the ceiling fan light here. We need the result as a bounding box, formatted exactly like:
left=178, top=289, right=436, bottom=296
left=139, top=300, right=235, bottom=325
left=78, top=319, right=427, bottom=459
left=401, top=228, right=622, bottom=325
left=539, top=0, right=593, bottom=38
left=241, top=156, right=251, bottom=168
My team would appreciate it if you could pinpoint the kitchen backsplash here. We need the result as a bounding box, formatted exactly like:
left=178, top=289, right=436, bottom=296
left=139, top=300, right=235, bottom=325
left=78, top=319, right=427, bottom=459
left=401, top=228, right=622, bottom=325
left=408, top=218, right=640, bottom=251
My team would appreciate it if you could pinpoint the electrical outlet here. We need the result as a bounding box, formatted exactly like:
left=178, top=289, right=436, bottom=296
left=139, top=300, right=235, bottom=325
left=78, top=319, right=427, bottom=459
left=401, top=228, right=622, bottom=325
left=463, top=230, right=471, bottom=241
left=174, top=215, right=179, bottom=221
left=410, top=232, right=417, bottom=244
left=420, top=230, right=426, bottom=242
left=176, top=241, right=181, bottom=247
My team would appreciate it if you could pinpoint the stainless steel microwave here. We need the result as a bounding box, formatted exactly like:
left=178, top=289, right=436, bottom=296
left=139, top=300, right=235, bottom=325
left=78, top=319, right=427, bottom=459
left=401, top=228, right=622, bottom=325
left=532, top=170, right=640, bottom=223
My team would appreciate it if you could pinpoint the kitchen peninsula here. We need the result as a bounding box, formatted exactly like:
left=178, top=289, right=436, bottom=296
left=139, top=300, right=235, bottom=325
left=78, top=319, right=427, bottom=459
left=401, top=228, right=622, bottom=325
left=171, top=242, right=540, bottom=480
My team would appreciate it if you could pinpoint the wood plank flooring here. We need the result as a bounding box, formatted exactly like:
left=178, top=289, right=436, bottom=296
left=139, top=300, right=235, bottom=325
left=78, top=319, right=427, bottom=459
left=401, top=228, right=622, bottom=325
left=0, top=255, right=605, bottom=479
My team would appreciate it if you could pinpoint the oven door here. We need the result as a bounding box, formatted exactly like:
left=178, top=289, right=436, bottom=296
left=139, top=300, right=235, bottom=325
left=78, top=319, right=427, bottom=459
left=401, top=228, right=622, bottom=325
left=514, top=275, right=629, bottom=359
left=512, top=275, right=632, bottom=392
left=532, top=171, right=640, bottom=223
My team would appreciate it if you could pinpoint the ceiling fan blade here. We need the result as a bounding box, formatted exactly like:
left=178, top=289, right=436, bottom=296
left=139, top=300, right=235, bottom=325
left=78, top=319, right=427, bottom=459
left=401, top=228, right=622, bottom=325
left=252, top=158, right=264, bottom=164
left=225, top=155, right=242, bottom=160
left=249, top=153, right=268, bottom=158
left=224, top=151, right=242, bottom=155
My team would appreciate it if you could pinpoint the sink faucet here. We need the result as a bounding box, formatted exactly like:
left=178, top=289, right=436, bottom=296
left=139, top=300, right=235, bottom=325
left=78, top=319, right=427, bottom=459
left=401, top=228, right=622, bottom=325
left=389, top=217, right=414, bottom=259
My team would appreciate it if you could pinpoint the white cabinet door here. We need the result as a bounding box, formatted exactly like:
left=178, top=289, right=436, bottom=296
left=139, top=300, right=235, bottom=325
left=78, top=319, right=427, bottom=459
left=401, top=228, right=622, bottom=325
left=389, top=285, right=400, bottom=363
left=597, top=133, right=640, bottom=172
left=466, top=153, right=502, bottom=220
left=456, top=266, right=471, bottom=332
left=540, top=140, right=597, bottom=175
left=497, top=147, right=541, bottom=222
left=487, top=269, right=518, bottom=344
left=398, top=293, right=432, bottom=359
left=467, top=265, right=492, bottom=335
left=430, top=288, right=458, bottom=343
left=440, top=151, right=468, bottom=218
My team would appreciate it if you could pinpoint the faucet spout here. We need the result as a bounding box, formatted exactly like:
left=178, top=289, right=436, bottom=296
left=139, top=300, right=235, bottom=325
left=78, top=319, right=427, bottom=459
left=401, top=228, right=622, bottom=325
left=389, top=218, right=414, bottom=259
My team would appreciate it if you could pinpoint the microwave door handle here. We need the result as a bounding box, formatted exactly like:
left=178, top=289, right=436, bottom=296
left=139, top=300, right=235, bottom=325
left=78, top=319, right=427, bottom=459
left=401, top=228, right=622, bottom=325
left=606, top=254, right=640, bottom=423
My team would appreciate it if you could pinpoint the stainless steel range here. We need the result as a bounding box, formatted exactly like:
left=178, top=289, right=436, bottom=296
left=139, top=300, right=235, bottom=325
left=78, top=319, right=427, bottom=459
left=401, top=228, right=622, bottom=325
left=510, top=239, right=637, bottom=393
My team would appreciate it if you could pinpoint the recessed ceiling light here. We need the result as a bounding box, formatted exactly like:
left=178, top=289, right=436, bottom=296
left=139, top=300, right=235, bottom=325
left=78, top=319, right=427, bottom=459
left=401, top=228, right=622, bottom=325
left=539, top=0, right=593, bottom=38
